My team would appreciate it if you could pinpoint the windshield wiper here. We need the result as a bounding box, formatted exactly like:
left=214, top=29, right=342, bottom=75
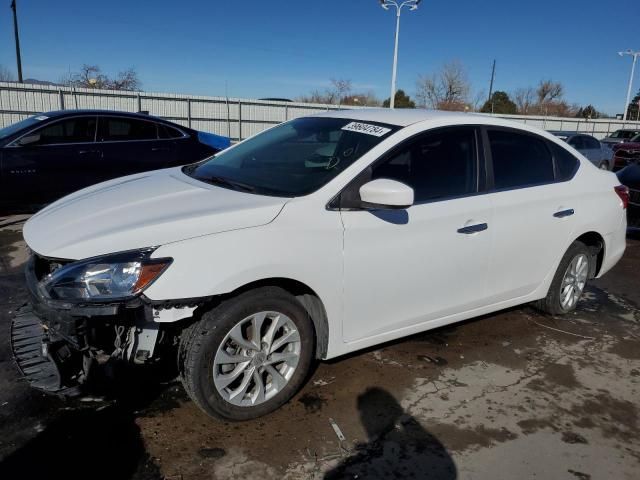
left=205, top=175, right=258, bottom=193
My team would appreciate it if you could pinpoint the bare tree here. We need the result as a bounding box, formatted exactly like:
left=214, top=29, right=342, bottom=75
left=0, top=64, right=15, bottom=82
left=328, top=78, right=352, bottom=106
left=471, top=89, right=487, bottom=112
left=536, top=80, right=563, bottom=104
left=416, top=61, right=470, bottom=111
left=513, top=87, right=535, bottom=115
left=62, top=64, right=141, bottom=90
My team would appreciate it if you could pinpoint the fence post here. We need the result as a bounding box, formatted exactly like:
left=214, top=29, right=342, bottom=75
left=226, top=97, right=231, bottom=138
left=58, top=89, right=65, bottom=110
left=137, top=93, right=142, bottom=113
left=187, top=98, right=192, bottom=128
left=285, top=104, right=289, bottom=122
left=238, top=100, right=242, bottom=141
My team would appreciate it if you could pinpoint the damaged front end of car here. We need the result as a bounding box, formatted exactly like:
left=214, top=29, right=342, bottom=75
left=11, top=248, right=194, bottom=396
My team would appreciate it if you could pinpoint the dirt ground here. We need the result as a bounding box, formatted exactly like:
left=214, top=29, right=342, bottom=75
left=0, top=215, right=638, bottom=480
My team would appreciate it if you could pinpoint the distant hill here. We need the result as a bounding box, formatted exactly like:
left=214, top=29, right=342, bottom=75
left=22, top=78, right=61, bottom=86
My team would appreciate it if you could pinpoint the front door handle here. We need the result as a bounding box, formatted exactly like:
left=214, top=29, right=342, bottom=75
left=457, top=223, right=488, bottom=234
left=553, top=209, right=575, bottom=218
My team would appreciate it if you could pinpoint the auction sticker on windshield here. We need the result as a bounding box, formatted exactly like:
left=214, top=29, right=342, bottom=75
left=341, top=122, right=392, bottom=137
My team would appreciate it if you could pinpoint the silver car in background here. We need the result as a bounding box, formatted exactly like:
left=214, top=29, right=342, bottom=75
left=600, top=129, right=640, bottom=150
left=549, top=131, right=613, bottom=170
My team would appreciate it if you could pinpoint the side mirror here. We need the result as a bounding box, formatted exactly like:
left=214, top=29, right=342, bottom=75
left=359, top=179, right=414, bottom=210
left=17, top=133, right=41, bottom=146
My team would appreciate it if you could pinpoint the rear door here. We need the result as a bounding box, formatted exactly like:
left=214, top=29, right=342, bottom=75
left=1, top=115, right=98, bottom=205
left=96, top=116, right=177, bottom=182
left=341, top=126, right=493, bottom=342
left=484, top=129, right=579, bottom=302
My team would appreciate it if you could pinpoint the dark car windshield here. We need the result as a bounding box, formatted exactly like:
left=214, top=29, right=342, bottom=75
left=610, top=130, right=639, bottom=139
left=0, top=115, right=48, bottom=140
left=184, top=117, right=398, bottom=197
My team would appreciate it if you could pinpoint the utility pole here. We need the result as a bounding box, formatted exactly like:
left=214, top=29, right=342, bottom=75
left=10, top=0, right=24, bottom=83
left=487, top=59, right=496, bottom=113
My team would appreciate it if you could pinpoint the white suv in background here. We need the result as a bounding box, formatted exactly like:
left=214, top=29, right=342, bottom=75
left=14, top=109, right=628, bottom=420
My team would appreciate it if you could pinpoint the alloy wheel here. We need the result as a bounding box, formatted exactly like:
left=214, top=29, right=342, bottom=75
left=559, top=253, right=589, bottom=310
left=212, top=311, right=301, bottom=407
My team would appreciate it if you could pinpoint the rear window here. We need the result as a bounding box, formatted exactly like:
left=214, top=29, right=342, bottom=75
left=99, top=117, right=158, bottom=141
left=488, top=130, right=554, bottom=189
left=549, top=142, right=579, bottom=181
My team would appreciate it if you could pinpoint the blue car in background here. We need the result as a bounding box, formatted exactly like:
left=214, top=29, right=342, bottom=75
left=0, top=110, right=230, bottom=212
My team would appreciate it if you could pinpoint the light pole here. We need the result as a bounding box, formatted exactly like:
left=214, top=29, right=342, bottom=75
left=619, top=49, right=640, bottom=121
left=380, top=0, right=421, bottom=109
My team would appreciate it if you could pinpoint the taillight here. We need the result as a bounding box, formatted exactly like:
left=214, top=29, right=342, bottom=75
left=615, top=185, right=629, bottom=209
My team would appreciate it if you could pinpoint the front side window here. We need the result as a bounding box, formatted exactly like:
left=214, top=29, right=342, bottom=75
left=184, top=117, right=398, bottom=197
left=29, top=117, right=96, bottom=145
left=99, top=117, right=158, bottom=141
left=370, top=127, right=477, bottom=202
left=488, top=130, right=554, bottom=189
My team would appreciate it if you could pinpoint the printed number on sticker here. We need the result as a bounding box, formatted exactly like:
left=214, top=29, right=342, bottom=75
left=341, top=122, right=391, bottom=137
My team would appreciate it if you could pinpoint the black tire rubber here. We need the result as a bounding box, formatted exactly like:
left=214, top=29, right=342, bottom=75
left=534, top=241, right=591, bottom=315
left=179, top=287, right=315, bottom=420
left=599, top=161, right=610, bottom=170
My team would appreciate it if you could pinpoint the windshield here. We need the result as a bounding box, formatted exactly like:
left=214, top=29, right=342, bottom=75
left=0, top=115, right=48, bottom=140
left=610, top=130, right=639, bottom=139
left=630, top=134, right=640, bottom=143
left=184, top=117, right=398, bottom=197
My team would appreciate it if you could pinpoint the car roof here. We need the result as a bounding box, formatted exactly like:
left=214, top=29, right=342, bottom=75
left=37, top=109, right=182, bottom=125
left=312, top=108, right=481, bottom=127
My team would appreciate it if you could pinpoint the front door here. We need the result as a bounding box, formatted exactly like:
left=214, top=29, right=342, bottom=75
left=341, top=127, right=493, bottom=343
left=1, top=115, right=98, bottom=206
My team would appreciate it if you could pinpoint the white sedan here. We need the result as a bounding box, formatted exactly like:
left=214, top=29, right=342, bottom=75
left=17, top=109, right=628, bottom=420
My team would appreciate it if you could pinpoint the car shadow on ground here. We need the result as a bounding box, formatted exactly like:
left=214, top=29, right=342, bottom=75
left=0, top=361, right=181, bottom=480
left=324, top=387, right=457, bottom=480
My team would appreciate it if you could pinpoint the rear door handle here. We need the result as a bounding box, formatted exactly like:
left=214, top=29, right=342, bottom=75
left=457, top=223, right=488, bottom=234
left=553, top=209, right=575, bottom=218
left=78, top=149, right=100, bottom=155
left=152, top=147, right=170, bottom=152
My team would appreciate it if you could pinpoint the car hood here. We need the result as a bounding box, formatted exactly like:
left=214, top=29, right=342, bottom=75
left=613, top=142, right=640, bottom=151
left=23, top=168, right=288, bottom=260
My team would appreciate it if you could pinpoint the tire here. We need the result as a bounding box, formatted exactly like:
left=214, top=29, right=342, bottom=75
left=599, top=161, right=609, bottom=170
left=535, top=241, right=592, bottom=315
left=179, top=287, right=315, bottom=420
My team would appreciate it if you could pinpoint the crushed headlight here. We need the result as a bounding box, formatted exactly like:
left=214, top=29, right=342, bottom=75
left=40, top=249, right=172, bottom=301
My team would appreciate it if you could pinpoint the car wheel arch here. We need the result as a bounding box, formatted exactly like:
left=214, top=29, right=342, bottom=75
left=573, top=231, right=605, bottom=278
left=217, top=277, right=330, bottom=359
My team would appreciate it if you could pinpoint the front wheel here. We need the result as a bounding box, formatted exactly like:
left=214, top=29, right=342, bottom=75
left=535, top=241, right=592, bottom=315
left=179, top=287, right=315, bottom=420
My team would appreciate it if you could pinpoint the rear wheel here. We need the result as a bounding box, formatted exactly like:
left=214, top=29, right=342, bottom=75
left=179, top=287, right=315, bottom=420
left=535, top=241, right=591, bottom=315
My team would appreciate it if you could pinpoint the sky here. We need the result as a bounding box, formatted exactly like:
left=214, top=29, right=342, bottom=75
left=0, top=0, right=638, bottom=115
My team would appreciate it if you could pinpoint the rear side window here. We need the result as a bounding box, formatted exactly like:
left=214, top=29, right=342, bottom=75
left=99, top=117, right=158, bottom=141
left=567, top=136, right=584, bottom=149
left=583, top=136, right=600, bottom=149
left=549, top=142, right=579, bottom=181
left=488, top=130, right=554, bottom=189
left=371, top=127, right=477, bottom=202
left=158, top=124, right=184, bottom=139
left=30, top=117, right=96, bottom=145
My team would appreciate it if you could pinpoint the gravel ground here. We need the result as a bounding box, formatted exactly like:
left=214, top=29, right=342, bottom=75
left=0, top=215, right=638, bottom=480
